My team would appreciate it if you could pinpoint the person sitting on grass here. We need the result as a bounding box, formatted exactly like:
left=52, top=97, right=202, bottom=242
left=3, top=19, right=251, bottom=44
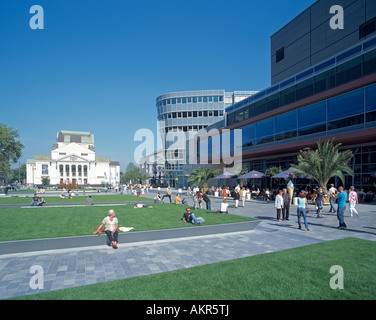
left=175, top=194, right=187, bottom=205
left=37, top=197, right=46, bottom=206
left=85, top=195, right=94, bottom=205
left=30, top=193, right=39, bottom=206
left=93, top=209, right=119, bottom=249
left=182, top=207, right=205, bottom=225
left=220, top=198, right=228, bottom=213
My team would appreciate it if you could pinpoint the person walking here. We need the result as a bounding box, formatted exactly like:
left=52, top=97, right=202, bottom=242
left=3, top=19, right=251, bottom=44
left=328, top=184, right=337, bottom=213
left=313, top=186, right=324, bottom=218
left=297, top=192, right=309, bottom=231
left=241, top=187, right=247, bottom=207
left=162, top=187, right=172, bottom=203
left=333, top=186, right=347, bottom=229
left=282, top=188, right=291, bottom=220
left=275, top=189, right=284, bottom=222
left=348, top=186, right=359, bottom=217
left=233, top=189, right=240, bottom=208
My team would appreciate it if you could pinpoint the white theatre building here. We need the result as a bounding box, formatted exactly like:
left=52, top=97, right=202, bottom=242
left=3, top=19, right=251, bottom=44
left=26, top=130, right=120, bottom=187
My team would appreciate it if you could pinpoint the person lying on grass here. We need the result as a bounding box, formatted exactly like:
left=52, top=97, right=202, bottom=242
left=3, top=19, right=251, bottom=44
left=182, top=207, right=205, bottom=225
left=93, top=209, right=119, bottom=249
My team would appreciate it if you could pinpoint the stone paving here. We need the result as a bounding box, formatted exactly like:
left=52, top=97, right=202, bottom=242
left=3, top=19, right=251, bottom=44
left=0, top=191, right=375, bottom=300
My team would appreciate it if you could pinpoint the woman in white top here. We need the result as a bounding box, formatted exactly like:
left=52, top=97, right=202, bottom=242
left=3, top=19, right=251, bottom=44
left=220, top=198, right=229, bottom=213
left=93, top=209, right=119, bottom=249
left=348, top=186, right=359, bottom=217
left=274, top=189, right=284, bottom=222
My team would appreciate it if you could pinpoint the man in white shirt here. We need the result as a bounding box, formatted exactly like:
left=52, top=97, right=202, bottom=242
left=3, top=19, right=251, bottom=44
left=328, top=184, right=337, bottom=213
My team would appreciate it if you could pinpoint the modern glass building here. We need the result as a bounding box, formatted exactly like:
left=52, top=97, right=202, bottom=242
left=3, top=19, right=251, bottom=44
left=197, top=0, right=376, bottom=191
left=148, top=90, right=256, bottom=188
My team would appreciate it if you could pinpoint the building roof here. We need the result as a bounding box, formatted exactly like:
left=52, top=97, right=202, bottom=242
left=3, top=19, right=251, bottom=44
left=96, top=156, right=110, bottom=162
left=35, top=155, right=52, bottom=161
left=57, top=130, right=94, bottom=144
left=110, top=161, right=120, bottom=166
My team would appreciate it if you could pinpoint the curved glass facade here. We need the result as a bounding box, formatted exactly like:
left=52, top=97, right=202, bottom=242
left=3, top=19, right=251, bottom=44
left=155, top=90, right=255, bottom=188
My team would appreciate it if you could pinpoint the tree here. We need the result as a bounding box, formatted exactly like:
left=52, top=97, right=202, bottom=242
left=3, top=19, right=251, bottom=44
left=265, top=166, right=283, bottom=177
left=291, top=140, right=354, bottom=191
left=122, top=162, right=142, bottom=184
left=0, top=123, right=24, bottom=184
left=41, top=177, right=50, bottom=188
left=187, top=167, right=221, bottom=188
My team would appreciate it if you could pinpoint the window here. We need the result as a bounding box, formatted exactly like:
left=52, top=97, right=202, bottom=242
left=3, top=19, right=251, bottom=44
left=172, top=98, right=176, bottom=104
left=280, top=86, right=296, bottom=106
left=42, top=164, right=48, bottom=175
left=275, top=110, right=297, bottom=141
left=182, top=97, right=187, bottom=103
left=256, top=118, right=274, bottom=139
left=336, top=57, right=362, bottom=86
left=198, top=97, right=202, bottom=103
left=241, top=124, right=255, bottom=148
left=327, top=88, right=364, bottom=121
left=253, top=99, right=266, bottom=116
left=366, top=83, right=376, bottom=112
left=193, top=97, right=197, bottom=103
left=298, top=101, right=326, bottom=128
left=203, top=96, right=208, bottom=103
left=363, top=49, right=376, bottom=76
left=213, top=96, right=219, bottom=102
left=298, top=123, right=327, bottom=137
left=314, top=68, right=336, bottom=94
left=234, top=109, right=244, bottom=123
left=359, top=17, right=376, bottom=39
left=296, top=78, right=314, bottom=100
left=276, top=47, right=284, bottom=63
left=266, top=93, right=280, bottom=112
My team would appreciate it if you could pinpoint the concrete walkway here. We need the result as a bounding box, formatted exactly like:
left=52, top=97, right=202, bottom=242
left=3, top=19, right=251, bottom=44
left=0, top=192, right=375, bottom=300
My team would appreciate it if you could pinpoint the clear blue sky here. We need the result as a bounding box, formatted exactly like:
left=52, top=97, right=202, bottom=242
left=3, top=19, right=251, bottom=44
left=0, top=0, right=316, bottom=170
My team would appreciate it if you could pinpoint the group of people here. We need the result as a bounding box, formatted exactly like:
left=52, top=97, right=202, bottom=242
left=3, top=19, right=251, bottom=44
left=274, top=184, right=360, bottom=231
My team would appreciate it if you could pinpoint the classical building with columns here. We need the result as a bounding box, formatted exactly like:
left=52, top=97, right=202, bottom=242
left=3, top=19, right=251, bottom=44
left=26, top=130, right=120, bottom=187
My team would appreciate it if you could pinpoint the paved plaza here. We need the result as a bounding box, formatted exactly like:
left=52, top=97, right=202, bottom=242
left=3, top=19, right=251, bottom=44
left=0, top=191, right=375, bottom=299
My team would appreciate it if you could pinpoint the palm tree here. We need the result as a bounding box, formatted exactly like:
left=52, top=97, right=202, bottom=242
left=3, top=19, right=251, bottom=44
left=187, top=167, right=221, bottom=188
left=291, top=140, right=354, bottom=191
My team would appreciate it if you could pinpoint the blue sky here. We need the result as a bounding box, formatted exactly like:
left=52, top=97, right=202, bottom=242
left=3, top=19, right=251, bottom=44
left=0, top=0, right=315, bottom=170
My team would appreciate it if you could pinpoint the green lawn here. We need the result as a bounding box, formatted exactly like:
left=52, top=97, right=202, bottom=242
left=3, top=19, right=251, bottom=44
left=0, top=203, right=254, bottom=241
left=0, top=194, right=151, bottom=205
left=15, top=238, right=376, bottom=300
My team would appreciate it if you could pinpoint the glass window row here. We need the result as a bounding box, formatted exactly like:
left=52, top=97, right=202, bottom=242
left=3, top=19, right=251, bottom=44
left=201, top=83, right=376, bottom=152
left=158, top=110, right=224, bottom=120
left=157, top=95, right=224, bottom=108
left=227, top=49, right=376, bottom=126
